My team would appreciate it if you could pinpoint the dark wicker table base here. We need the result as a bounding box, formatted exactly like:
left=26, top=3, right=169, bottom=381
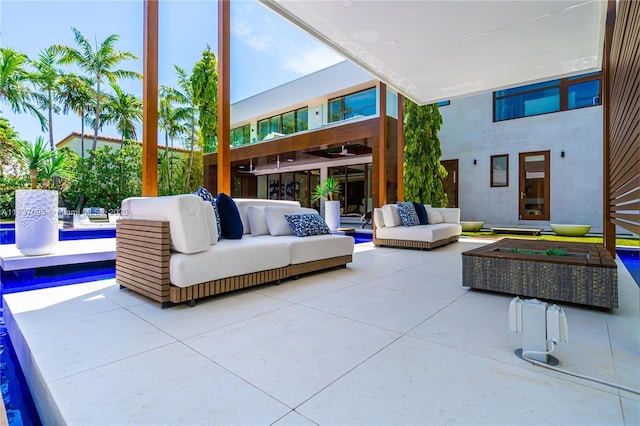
left=462, top=239, right=618, bottom=309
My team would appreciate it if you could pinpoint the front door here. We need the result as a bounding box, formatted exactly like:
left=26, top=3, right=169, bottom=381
left=441, top=159, right=458, bottom=208
left=519, top=151, right=550, bottom=220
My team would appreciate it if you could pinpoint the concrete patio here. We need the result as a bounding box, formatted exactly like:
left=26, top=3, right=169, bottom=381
left=4, top=239, right=639, bottom=425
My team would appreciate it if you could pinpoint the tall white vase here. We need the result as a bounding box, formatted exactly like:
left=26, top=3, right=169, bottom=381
left=15, top=189, right=59, bottom=256
left=324, top=200, right=341, bottom=232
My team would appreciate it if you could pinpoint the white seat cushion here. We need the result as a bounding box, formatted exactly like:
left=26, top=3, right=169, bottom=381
left=121, top=195, right=210, bottom=254
left=275, top=234, right=354, bottom=265
left=376, top=223, right=462, bottom=243
left=169, top=237, right=291, bottom=287
left=201, top=199, right=218, bottom=245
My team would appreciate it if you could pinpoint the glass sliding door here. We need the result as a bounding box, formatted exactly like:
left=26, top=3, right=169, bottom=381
left=519, top=151, right=550, bottom=220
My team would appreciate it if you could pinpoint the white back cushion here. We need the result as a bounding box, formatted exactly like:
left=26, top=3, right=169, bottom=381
left=121, top=194, right=210, bottom=254
left=381, top=204, right=402, bottom=227
left=264, top=206, right=318, bottom=236
left=373, top=208, right=385, bottom=229
left=234, top=199, right=300, bottom=234
left=437, top=208, right=460, bottom=224
left=246, top=205, right=270, bottom=236
left=201, top=200, right=218, bottom=245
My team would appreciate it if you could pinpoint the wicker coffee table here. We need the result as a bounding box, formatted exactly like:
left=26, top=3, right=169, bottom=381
left=462, top=239, right=618, bottom=309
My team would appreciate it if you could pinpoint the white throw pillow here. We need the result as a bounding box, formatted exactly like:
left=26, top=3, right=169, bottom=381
left=426, top=209, right=444, bottom=224
left=264, top=206, right=318, bottom=236
left=201, top=199, right=218, bottom=245
left=247, top=205, right=270, bottom=236
left=381, top=204, right=402, bottom=227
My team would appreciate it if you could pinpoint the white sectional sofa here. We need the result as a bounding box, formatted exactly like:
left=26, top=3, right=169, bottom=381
left=373, top=203, right=462, bottom=250
left=116, top=195, right=354, bottom=307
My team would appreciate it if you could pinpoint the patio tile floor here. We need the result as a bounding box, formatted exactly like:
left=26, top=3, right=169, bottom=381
left=3, top=239, right=639, bottom=425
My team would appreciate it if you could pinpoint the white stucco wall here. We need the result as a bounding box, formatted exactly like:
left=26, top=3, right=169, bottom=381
left=439, top=92, right=603, bottom=231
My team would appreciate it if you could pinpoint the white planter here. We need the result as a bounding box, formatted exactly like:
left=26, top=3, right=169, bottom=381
left=15, top=189, right=59, bottom=256
left=324, top=200, right=341, bottom=232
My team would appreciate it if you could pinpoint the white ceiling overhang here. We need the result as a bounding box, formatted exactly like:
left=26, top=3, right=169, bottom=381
left=260, top=0, right=607, bottom=105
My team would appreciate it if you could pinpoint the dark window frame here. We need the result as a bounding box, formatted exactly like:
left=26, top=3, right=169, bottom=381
left=493, top=72, right=602, bottom=122
left=328, top=87, right=377, bottom=123
left=490, top=154, right=509, bottom=187
left=257, top=106, right=309, bottom=141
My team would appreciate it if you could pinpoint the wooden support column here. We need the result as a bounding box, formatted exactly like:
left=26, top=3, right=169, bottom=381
left=396, top=93, right=405, bottom=202
left=142, top=0, right=159, bottom=197
left=217, top=0, right=231, bottom=195
left=377, top=82, right=387, bottom=206
left=602, top=0, right=616, bottom=256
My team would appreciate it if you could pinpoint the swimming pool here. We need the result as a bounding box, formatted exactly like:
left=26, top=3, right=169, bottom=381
left=617, top=247, right=639, bottom=286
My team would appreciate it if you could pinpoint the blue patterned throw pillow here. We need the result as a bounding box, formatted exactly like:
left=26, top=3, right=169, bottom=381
left=396, top=202, right=420, bottom=226
left=285, top=214, right=331, bottom=237
left=193, top=186, right=221, bottom=240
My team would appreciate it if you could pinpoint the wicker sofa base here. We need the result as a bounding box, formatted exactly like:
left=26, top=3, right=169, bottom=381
left=462, top=239, right=618, bottom=309
left=373, top=234, right=459, bottom=250
left=116, top=219, right=352, bottom=307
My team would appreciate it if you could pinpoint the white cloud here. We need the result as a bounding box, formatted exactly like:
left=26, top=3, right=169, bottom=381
left=282, top=46, right=344, bottom=75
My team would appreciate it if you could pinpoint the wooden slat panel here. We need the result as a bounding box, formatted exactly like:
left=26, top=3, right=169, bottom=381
left=607, top=0, right=640, bottom=238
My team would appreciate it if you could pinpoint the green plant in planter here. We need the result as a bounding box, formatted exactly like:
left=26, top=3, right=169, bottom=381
left=40, top=151, right=72, bottom=189
left=312, top=176, right=341, bottom=201
left=510, top=248, right=539, bottom=255
left=545, top=247, right=568, bottom=256
left=17, top=136, right=55, bottom=189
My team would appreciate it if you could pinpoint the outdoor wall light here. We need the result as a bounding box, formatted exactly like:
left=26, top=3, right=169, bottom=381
left=561, top=151, right=565, bottom=158
left=473, top=159, right=477, bottom=165
left=315, top=111, right=319, bottom=115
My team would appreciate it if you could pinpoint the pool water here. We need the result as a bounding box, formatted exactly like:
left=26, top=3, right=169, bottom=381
left=617, top=247, right=639, bottom=286
left=353, top=232, right=373, bottom=244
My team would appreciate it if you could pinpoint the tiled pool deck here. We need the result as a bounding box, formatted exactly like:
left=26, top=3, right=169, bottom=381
left=3, top=239, right=639, bottom=425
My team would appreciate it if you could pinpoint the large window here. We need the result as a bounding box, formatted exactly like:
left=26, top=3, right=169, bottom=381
left=494, top=72, right=601, bottom=121
left=257, top=106, right=308, bottom=141
left=329, top=87, right=377, bottom=123
left=230, top=124, right=250, bottom=147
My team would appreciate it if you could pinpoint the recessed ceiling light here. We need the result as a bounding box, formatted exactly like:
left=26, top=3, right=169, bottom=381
left=388, top=39, right=398, bottom=46
left=287, top=158, right=294, bottom=162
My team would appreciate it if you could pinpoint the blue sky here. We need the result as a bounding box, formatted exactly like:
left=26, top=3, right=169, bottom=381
left=0, top=0, right=344, bottom=145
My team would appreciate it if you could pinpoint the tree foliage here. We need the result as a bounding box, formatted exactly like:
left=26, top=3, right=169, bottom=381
left=403, top=99, right=448, bottom=207
left=191, top=45, right=218, bottom=153
left=62, top=144, right=142, bottom=211
left=0, top=116, right=22, bottom=174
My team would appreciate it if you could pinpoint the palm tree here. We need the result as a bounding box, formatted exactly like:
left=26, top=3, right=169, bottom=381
left=0, top=47, right=46, bottom=130
left=102, top=83, right=142, bottom=143
left=55, top=27, right=141, bottom=152
left=159, top=87, right=187, bottom=195
left=163, top=65, right=199, bottom=191
left=17, top=136, right=55, bottom=189
left=58, top=73, right=94, bottom=157
left=30, top=46, right=64, bottom=151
